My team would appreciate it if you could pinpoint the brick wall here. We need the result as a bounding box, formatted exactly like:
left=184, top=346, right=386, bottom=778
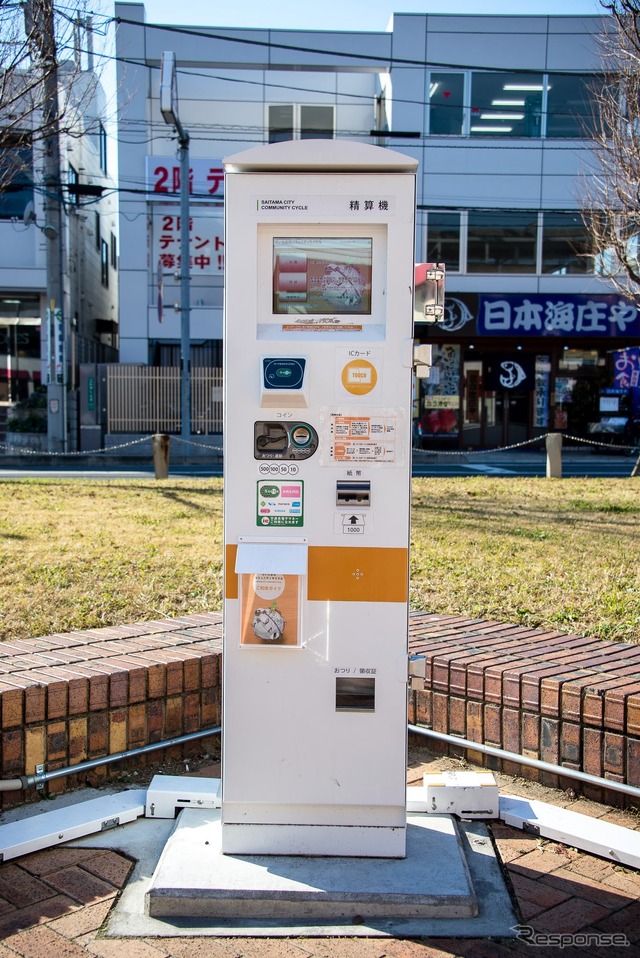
left=408, top=612, right=640, bottom=807
left=0, top=614, right=223, bottom=806
left=2, top=610, right=638, bottom=809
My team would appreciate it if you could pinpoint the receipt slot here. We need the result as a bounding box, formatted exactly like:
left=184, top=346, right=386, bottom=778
left=222, top=140, right=417, bottom=857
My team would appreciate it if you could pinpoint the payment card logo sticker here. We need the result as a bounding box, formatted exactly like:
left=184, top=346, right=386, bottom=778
left=341, top=359, right=378, bottom=396
left=257, top=480, right=304, bottom=527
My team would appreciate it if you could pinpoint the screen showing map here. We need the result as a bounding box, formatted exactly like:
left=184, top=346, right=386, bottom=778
left=273, top=238, right=373, bottom=315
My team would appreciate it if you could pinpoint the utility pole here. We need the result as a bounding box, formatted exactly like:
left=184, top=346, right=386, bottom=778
left=26, top=0, right=67, bottom=452
left=160, top=51, right=191, bottom=441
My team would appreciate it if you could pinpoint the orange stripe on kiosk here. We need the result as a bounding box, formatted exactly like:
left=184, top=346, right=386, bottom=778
left=227, top=543, right=408, bottom=604
left=307, top=546, right=408, bottom=603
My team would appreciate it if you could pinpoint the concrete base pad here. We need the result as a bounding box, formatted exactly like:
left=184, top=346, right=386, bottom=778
left=70, top=811, right=518, bottom=938
left=146, top=810, right=478, bottom=922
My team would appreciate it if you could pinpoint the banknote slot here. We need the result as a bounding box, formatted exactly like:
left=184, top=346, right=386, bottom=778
left=336, top=480, right=371, bottom=507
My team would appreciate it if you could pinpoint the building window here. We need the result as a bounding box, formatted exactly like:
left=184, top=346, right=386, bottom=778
left=546, top=74, right=598, bottom=138
left=0, top=138, right=33, bottom=219
left=101, top=239, right=109, bottom=287
left=425, top=71, right=600, bottom=141
left=300, top=105, right=334, bottom=139
left=542, top=212, right=594, bottom=274
left=268, top=105, right=293, bottom=143
left=558, top=349, right=601, bottom=371
left=95, top=211, right=101, bottom=250
left=268, top=104, right=334, bottom=143
left=0, top=294, right=42, bottom=403
left=467, top=210, right=537, bottom=273
left=426, top=211, right=461, bottom=271
left=99, top=121, right=107, bottom=173
left=471, top=73, right=544, bottom=137
left=68, top=164, right=79, bottom=206
left=110, top=232, right=117, bottom=269
left=428, top=73, right=465, bottom=135
left=150, top=340, right=223, bottom=368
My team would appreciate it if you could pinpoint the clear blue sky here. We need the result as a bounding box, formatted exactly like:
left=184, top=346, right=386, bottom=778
left=140, top=0, right=604, bottom=30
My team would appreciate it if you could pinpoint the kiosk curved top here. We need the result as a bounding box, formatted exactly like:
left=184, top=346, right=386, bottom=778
left=223, top=139, right=418, bottom=174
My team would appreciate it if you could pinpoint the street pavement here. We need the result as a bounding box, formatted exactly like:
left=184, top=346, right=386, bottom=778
left=411, top=448, right=639, bottom=478
left=1, top=753, right=639, bottom=956
left=0, top=448, right=638, bottom=479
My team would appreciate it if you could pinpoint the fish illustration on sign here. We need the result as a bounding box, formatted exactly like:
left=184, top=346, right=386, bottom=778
left=500, top=361, right=527, bottom=389
left=441, top=297, right=473, bottom=332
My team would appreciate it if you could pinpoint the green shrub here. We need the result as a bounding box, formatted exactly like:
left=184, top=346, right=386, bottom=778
left=6, top=389, right=47, bottom=433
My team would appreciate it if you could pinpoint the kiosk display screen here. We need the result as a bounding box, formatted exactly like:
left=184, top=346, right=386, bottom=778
left=273, top=238, right=372, bottom=315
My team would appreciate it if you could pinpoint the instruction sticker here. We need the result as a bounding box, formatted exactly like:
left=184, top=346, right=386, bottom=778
left=329, top=414, right=398, bottom=463
left=333, top=513, right=373, bottom=536
left=257, top=480, right=304, bottom=527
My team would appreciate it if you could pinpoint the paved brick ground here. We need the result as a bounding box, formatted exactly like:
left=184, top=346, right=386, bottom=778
left=1, top=750, right=639, bottom=957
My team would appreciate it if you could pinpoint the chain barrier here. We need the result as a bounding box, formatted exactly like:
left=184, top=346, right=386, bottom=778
left=414, top=432, right=639, bottom=457
left=1, top=432, right=637, bottom=460
left=0, top=436, right=153, bottom=457
left=561, top=434, right=639, bottom=454
left=0, top=435, right=225, bottom=458
left=415, top=435, right=546, bottom=457
left=172, top=436, right=223, bottom=453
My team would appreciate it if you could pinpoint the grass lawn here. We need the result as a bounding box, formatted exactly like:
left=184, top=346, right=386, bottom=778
left=0, top=476, right=638, bottom=644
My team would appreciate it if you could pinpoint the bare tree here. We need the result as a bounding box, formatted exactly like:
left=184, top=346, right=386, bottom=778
left=585, top=1, right=640, bottom=295
left=0, top=0, right=103, bottom=203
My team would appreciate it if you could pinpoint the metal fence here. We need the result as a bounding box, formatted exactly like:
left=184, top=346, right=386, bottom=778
left=106, top=365, right=223, bottom=434
left=192, top=366, right=224, bottom=435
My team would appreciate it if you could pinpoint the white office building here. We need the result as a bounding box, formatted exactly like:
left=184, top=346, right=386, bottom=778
left=114, top=6, right=639, bottom=449
left=0, top=53, right=118, bottom=444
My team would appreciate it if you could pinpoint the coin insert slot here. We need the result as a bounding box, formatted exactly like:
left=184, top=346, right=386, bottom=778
left=255, top=422, right=288, bottom=455
left=336, top=480, right=371, bottom=507
left=254, top=421, right=319, bottom=460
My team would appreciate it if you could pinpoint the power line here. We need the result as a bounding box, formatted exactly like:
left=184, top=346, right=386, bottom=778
left=7, top=177, right=595, bottom=215
left=111, top=128, right=599, bottom=152
left=76, top=43, right=604, bottom=126
left=27, top=183, right=594, bottom=216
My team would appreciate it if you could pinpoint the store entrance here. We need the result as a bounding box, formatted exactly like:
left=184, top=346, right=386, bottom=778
left=463, top=357, right=532, bottom=449
left=462, top=359, right=483, bottom=446
left=495, top=388, right=530, bottom=447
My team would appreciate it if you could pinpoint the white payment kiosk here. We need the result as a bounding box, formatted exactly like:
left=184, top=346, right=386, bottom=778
left=222, top=140, right=417, bottom=858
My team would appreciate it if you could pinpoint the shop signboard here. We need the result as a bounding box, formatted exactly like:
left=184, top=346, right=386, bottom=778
left=420, top=293, right=640, bottom=340
left=478, top=294, right=640, bottom=338
left=146, top=156, right=224, bottom=199
left=614, top=347, right=640, bottom=417
left=153, top=212, right=224, bottom=274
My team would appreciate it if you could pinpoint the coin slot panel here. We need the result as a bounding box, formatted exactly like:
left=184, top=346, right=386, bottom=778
left=254, top=421, right=318, bottom=460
